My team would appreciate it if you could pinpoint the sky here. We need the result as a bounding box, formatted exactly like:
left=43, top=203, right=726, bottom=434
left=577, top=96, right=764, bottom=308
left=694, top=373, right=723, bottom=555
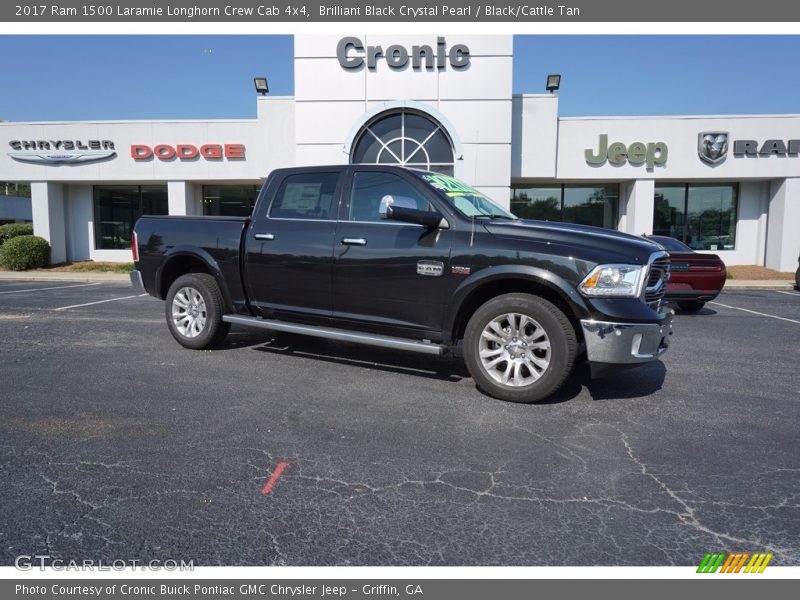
left=1, top=35, right=799, bottom=121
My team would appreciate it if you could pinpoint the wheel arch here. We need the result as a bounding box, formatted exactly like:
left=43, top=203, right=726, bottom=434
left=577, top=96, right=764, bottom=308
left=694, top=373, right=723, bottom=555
left=446, top=266, right=589, bottom=344
left=156, top=247, right=233, bottom=311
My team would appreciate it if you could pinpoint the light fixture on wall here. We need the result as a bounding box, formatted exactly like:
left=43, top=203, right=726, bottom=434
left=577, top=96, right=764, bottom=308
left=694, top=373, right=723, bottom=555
left=546, top=74, right=561, bottom=93
left=253, top=77, right=269, bottom=95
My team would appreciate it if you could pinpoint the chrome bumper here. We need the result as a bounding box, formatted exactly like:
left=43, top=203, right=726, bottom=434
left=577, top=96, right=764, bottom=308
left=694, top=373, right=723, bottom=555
left=580, top=308, right=674, bottom=365
left=129, top=269, right=144, bottom=293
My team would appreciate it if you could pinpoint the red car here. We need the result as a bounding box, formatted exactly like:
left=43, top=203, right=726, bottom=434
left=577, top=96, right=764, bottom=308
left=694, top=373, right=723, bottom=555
left=646, top=235, right=727, bottom=312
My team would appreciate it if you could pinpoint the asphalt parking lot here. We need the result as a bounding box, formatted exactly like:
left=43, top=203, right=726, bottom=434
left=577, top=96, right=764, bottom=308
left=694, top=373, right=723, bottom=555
left=1, top=281, right=798, bottom=566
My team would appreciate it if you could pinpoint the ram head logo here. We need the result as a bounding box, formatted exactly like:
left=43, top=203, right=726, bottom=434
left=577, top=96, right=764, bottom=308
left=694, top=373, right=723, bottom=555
left=698, top=132, right=729, bottom=165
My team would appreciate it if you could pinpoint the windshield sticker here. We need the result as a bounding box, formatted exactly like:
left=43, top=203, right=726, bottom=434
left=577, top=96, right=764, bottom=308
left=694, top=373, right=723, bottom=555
left=423, top=173, right=474, bottom=194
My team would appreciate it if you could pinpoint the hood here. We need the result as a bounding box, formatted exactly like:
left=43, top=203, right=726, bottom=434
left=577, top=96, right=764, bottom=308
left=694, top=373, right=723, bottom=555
left=484, top=219, right=664, bottom=265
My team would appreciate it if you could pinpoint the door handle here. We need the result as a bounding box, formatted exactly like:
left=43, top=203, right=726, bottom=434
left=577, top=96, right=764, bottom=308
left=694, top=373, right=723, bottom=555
left=342, top=238, right=367, bottom=246
left=254, top=233, right=275, bottom=241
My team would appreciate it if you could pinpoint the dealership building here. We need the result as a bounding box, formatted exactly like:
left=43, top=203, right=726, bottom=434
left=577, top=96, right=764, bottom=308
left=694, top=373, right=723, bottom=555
left=1, top=35, right=798, bottom=270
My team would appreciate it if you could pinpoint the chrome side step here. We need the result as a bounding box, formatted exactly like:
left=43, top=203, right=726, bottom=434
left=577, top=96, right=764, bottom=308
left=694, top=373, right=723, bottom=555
left=222, top=314, right=445, bottom=355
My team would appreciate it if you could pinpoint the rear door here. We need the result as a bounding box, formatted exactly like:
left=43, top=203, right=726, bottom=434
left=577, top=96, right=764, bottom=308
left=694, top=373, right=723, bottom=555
left=331, top=168, right=454, bottom=336
left=244, top=169, right=343, bottom=321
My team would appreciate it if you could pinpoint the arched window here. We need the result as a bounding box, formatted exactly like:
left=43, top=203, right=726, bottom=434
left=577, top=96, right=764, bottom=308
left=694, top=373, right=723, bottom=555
left=350, top=110, right=455, bottom=176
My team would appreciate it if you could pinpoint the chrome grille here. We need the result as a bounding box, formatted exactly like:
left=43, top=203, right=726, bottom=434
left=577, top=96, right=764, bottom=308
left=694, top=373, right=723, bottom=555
left=644, top=255, right=670, bottom=306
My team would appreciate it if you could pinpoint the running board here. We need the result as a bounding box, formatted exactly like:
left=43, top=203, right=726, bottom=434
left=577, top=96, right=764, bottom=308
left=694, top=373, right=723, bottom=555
left=222, top=314, right=445, bottom=355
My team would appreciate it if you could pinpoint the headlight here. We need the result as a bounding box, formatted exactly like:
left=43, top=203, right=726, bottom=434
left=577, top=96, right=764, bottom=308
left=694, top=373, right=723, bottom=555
left=578, top=264, right=646, bottom=298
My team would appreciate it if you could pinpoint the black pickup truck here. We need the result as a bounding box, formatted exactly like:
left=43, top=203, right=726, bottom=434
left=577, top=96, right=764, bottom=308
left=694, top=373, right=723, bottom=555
left=131, top=165, right=673, bottom=403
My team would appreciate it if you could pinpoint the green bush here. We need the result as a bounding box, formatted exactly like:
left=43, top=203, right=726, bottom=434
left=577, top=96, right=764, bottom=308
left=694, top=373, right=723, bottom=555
left=0, top=235, right=50, bottom=270
left=0, top=222, right=33, bottom=245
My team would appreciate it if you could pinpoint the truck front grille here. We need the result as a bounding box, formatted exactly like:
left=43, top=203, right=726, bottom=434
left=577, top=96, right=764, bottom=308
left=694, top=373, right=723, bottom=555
left=644, top=255, right=669, bottom=307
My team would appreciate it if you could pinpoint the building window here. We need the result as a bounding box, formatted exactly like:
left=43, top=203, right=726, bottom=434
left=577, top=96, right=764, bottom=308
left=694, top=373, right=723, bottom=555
left=350, top=110, right=455, bottom=176
left=654, top=184, right=738, bottom=250
left=93, top=185, right=167, bottom=250
left=202, top=185, right=259, bottom=217
left=510, top=184, right=619, bottom=230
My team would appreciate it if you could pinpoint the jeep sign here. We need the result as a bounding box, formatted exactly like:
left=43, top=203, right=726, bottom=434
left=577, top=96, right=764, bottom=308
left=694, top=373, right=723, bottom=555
left=585, top=134, right=668, bottom=170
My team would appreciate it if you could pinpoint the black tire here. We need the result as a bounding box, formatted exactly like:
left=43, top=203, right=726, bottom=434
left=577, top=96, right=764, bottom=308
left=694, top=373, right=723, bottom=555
left=463, top=293, right=578, bottom=403
left=165, top=273, right=230, bottom=349
left=677, top=300, right=706, bottom=313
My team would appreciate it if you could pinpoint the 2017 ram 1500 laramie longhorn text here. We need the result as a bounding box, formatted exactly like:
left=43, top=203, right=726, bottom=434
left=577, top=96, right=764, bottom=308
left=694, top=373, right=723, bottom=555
left=131, top=165, right=673, bottom=403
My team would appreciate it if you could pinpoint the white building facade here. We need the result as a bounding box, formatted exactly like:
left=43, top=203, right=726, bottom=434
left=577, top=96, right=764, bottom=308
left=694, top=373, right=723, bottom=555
left=1, top=34, right=798, bottom=270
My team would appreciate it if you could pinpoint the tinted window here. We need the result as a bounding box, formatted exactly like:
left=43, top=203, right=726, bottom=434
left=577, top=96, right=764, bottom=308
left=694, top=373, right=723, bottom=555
left=649, top=236, right=692, bottom=252
left=349, top=171, right=429, bottom=223
left=94, top=185, right=167, bottom=250
left=653, top=184, right=738, bottom=250
left=269, top=173, right=339, bottom=220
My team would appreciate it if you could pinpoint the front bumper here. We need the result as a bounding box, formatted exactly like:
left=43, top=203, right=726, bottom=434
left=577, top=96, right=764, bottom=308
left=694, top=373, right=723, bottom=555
left=580, top=307, right=674, bottom=365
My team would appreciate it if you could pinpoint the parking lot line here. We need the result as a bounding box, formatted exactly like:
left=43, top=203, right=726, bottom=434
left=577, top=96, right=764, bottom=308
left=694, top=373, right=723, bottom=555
left=709, top=301, right=800, bottom=325
left=774, top=290, right=800, bottom=296
left=261, top=462, right=288, bottom=495
left=54, top=293, right=148, bottom=311
left=0, top=282, right=100, bottom=295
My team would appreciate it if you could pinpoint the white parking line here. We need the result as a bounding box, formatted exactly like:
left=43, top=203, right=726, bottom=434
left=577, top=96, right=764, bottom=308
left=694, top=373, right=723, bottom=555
left=709, top=301, right=800, bottom=325
left=774, top=290, right=800, bottom=296
left=0, top=282, right=100, bottom=295
left=54, top=294, right=148, bottom=311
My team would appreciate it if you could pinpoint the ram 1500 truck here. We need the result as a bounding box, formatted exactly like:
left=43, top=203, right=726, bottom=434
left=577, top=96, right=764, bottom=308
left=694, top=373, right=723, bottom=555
left=131, top=165, right=673, bottom=403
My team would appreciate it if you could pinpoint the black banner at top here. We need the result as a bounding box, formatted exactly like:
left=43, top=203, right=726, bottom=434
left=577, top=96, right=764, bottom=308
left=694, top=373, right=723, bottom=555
left=3, top=0, right=800, bottom=22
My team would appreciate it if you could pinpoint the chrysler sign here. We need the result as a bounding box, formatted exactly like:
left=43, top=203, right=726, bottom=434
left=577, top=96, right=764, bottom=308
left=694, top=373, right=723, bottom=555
left=8, top=139, right=116, bottom=164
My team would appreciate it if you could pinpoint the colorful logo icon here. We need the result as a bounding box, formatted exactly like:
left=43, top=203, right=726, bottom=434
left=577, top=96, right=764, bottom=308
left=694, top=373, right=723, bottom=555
left=697, top=552, right=773, bottom=573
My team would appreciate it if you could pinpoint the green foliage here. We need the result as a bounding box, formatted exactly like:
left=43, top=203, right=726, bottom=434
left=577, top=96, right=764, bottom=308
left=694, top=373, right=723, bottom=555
left=63, top=261, right=134, bottom=273
left=0, top=235, right=50, bottom=270
left=0, top=222, right=34, bottom=245
left=1, top=182, right=31, bottom=198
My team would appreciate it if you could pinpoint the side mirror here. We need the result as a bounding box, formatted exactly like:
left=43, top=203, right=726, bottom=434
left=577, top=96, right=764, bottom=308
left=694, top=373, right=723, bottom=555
left=385, top=205, right=449, bottom=229
left=378, top=194, right=417, bottom=217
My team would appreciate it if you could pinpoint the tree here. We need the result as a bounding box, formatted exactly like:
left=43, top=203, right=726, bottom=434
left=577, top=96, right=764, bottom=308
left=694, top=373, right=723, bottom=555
left=1, top=182, right=31, bottom=198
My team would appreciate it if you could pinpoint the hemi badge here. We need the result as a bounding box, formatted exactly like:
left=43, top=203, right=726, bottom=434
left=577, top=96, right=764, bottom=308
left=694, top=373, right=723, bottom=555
left=451, top=266, right=471, bottom=276
left=417, top=260, right=444, bottom=277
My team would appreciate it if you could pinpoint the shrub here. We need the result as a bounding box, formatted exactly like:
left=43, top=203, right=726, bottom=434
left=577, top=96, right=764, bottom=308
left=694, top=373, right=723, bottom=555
left=0, top=235, right=51, bottom=270
left=0, top=222, right=33, bottom=245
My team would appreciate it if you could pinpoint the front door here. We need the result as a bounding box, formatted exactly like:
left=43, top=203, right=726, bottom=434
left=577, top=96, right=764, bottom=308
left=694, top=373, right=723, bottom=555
left=332, top=169, right=453, bottom=336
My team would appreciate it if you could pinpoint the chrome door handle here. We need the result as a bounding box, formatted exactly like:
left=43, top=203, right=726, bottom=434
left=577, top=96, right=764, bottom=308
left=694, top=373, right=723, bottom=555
left=254, top=233, right=275, bottom=241
left=342, top=238, right=367, bottom=246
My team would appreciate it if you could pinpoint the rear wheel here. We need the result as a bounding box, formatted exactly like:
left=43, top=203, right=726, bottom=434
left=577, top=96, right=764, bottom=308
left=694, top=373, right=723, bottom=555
left=165, top=273, right=230, bottom=349
left=677, top=300, right=706, bottom=312
left=463, top=293, right=577, bottom=403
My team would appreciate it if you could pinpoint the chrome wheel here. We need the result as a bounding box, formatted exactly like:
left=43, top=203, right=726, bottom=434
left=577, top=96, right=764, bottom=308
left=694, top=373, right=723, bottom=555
left=171, top=286, right=207, bottom=339
left=478, top=312, right=551, bottom=387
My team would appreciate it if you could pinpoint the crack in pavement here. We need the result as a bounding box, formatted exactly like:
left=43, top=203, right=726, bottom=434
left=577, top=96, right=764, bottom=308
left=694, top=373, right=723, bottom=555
left=613, top=427, right=794, bottom=560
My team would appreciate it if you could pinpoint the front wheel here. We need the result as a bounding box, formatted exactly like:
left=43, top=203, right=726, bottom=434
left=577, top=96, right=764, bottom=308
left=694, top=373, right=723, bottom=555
left=463, top=293, right=578, bottom=403
left=165, top=273, right=230, bottom=349
left=677, top=300, right=706, bottom=313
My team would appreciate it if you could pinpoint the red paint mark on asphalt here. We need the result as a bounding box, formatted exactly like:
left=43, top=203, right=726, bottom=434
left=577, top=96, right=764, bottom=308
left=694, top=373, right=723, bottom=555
left=261, top=461, right=288, bottom=494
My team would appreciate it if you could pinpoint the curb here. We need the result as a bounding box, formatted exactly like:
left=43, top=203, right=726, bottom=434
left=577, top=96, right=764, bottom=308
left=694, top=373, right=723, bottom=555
left=724, top=280, right=795, bottom=290
left=0, top=271, right=130, bottom=283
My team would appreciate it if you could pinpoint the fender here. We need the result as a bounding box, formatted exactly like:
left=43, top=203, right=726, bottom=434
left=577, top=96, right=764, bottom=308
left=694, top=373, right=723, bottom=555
left=443, top=264, right=591, bottom=339
left=155, top=246, right=235, bottom=311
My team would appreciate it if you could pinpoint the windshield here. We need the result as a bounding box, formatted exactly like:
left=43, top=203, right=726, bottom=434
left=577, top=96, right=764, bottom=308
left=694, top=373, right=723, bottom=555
left=416, top=172, right=517, bottom=220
